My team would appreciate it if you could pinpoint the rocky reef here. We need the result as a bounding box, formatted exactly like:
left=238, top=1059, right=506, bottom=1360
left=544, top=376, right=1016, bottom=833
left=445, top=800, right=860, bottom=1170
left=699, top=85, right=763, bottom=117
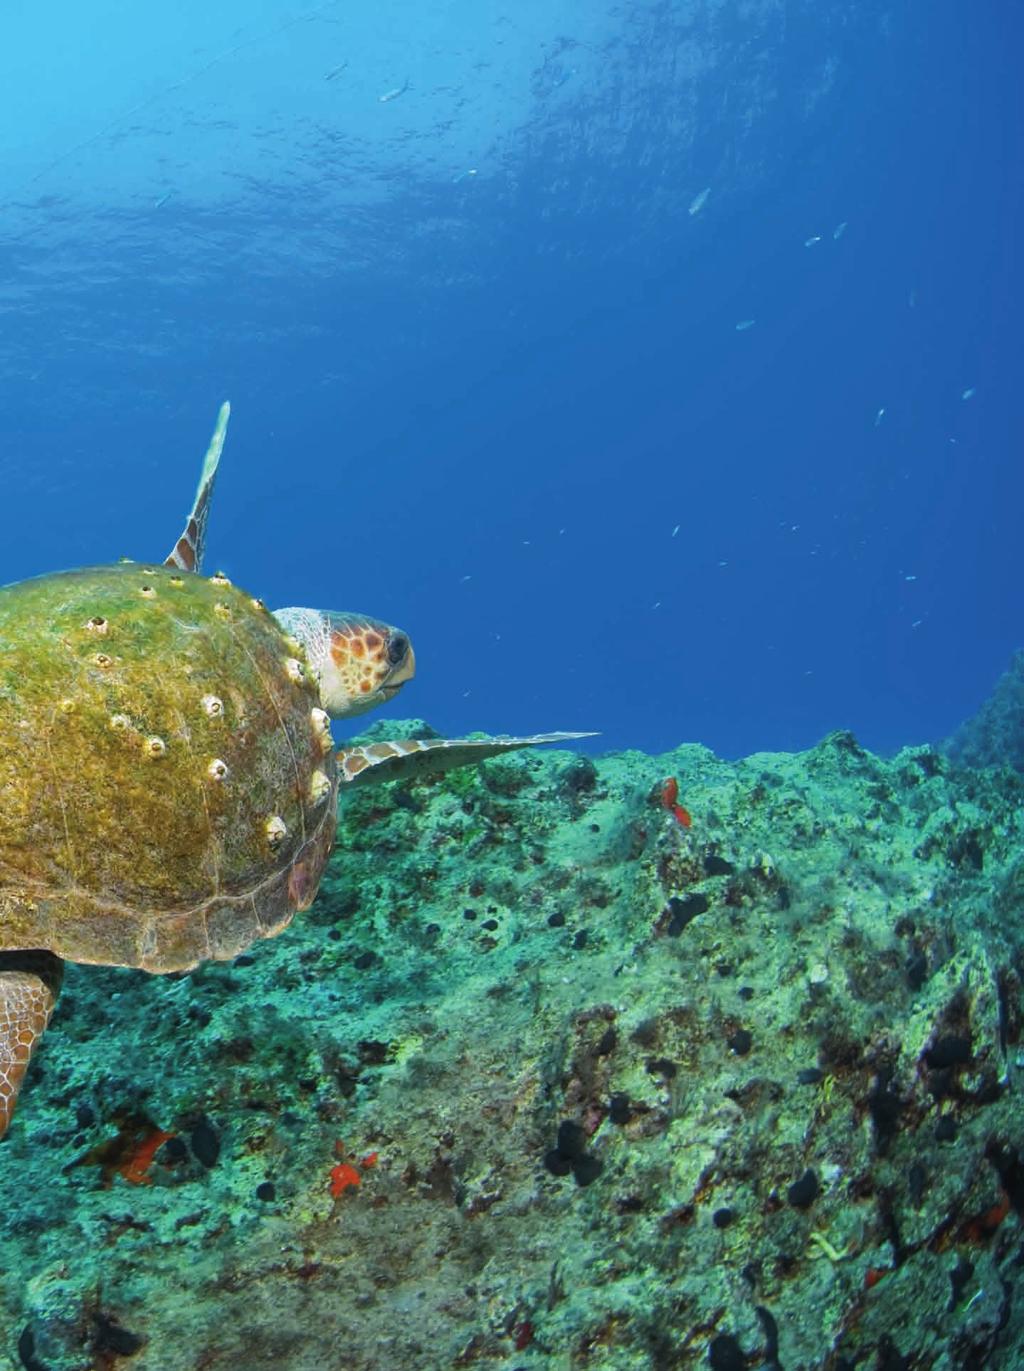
left=943, top=651, right=1024, bottom=775
left=2, top=721, right=1024, bottom=1370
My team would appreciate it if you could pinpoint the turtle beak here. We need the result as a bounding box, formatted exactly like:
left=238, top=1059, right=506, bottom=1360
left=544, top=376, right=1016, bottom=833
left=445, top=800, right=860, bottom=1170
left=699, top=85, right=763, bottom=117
left=378, top=640, right=414, bottom=704
left=384, top=636, right=415, bottom=690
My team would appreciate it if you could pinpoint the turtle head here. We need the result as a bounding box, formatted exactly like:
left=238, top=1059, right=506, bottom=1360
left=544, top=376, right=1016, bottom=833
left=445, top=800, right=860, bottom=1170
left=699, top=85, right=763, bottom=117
left=273, top=607, right=415, bottom=719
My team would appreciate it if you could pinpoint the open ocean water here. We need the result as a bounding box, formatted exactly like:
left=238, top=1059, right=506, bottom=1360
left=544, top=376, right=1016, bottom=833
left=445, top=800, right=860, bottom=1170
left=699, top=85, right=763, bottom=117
left=2, top=0, right=1019, bottom=759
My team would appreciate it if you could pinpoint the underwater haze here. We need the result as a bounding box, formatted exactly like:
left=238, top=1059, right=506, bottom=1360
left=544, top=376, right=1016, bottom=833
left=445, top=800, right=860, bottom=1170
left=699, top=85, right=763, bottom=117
left=0, top=0, right=1020, bottom=758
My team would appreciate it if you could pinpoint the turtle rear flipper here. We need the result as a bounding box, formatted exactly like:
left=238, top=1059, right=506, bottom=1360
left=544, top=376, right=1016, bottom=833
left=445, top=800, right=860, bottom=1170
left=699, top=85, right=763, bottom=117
left=0, top=952, right=63, bottom=1139
left=164, top=401, right=231, bottom=573
left=337, top=732, right=598, bottom=786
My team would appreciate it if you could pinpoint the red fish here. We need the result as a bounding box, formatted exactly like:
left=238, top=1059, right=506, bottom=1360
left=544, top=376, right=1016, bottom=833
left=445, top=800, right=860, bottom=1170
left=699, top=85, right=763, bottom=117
left=329, top=1162, right=361, bottom=1198
left=660, top=777, right=692, bottom=829
left=120, top=1127, right=176, bottom=1186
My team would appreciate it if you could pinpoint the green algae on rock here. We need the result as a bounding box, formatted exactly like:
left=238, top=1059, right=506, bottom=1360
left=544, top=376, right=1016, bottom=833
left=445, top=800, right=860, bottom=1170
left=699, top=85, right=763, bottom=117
left=2, top=723, right=1024, bottom=1368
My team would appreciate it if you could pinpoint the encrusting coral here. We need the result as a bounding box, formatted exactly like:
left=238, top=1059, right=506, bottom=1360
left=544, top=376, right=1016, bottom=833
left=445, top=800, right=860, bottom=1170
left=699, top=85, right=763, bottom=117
left=2, top=721, right=1024, bottom=1370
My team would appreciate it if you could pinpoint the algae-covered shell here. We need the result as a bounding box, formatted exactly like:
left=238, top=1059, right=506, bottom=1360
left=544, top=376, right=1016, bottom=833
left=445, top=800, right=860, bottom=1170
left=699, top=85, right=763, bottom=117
left=0, top=563, right=338, bottom=973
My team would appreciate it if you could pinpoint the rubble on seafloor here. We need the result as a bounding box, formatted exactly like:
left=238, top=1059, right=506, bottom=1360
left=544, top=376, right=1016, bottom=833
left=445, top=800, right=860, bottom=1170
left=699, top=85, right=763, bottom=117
left=2, top=716, right=1024, bottom=1371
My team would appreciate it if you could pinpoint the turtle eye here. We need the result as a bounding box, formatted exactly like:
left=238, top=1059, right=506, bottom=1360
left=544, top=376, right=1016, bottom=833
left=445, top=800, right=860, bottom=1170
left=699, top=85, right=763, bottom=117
left=386, top=632, right=409, bottom=667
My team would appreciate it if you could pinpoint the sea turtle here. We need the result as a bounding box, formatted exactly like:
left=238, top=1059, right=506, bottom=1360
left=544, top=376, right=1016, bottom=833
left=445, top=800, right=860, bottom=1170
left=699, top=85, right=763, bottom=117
left=0, top=404, right=591, bottom=1138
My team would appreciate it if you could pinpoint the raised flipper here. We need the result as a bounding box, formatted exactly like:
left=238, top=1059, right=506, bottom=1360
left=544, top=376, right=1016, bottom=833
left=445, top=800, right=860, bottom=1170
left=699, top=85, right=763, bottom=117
left=337, top=731, right=598, bottom=786
left=0, top=951, right=64, bottom=1140
left=164, top=401, right=231, bottom=573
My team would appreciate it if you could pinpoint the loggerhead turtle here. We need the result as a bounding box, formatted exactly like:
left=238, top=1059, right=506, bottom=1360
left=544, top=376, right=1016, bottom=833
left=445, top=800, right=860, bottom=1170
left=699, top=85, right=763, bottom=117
left=0, top=404, right=591, bottom=1138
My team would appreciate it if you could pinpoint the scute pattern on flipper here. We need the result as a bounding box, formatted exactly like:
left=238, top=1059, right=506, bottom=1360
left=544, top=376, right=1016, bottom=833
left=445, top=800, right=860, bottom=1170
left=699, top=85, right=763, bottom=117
left=164, top=401, right=230, bottom=573
left=0, top=952, right=62, bottom=1136
left=338, top=731, right=598, bottom=786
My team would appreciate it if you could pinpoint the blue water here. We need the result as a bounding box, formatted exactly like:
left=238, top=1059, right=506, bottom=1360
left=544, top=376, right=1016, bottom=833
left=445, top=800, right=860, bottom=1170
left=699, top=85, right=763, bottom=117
left=1, top=0, right=1019, bottom=758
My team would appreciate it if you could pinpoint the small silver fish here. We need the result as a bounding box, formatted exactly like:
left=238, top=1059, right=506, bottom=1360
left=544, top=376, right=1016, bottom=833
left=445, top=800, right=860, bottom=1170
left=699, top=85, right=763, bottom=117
left=324, top=63, right=348, bottom=81
left=688, top=187, right=711, bottom=216
left=804, top=235, right=821, bottom=247
left=832, top=221, right=848, bottom=240
left=961, top=386, right=976, bottom=401
left=735, top=319, right=755, bottom=332
left=874, top=407, right=886, bottom=426
left=379, top=80, right=410, bottom=103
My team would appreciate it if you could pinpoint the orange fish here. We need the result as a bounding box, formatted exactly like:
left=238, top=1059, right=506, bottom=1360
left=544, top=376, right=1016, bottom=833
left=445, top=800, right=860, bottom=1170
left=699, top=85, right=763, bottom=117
left=329, top=1162, right=361, bottom=1198
left=660, top=777, right=692, bottom=829
left=120, top=1127, right=176, bottom=1186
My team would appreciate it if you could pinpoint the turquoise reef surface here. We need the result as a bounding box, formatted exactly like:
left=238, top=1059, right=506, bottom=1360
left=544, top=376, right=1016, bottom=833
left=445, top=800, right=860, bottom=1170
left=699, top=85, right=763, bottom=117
left=2, top=718, right=1024, bottom=1370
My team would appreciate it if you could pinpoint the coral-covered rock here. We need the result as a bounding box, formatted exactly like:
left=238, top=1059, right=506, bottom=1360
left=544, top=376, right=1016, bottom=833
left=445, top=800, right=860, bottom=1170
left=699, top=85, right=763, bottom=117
left=943, top=650, right=1024, bottom=773
left=2, top=725, right=1024, bottom=1369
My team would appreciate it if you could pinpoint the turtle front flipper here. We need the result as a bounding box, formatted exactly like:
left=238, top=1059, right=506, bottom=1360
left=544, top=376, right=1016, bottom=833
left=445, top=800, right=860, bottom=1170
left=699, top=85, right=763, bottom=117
left=0, top=951, right=63, bottom=1140
left=337, top=732, right=598, bottom=786
left=164, top=401, right=231, bottom=573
